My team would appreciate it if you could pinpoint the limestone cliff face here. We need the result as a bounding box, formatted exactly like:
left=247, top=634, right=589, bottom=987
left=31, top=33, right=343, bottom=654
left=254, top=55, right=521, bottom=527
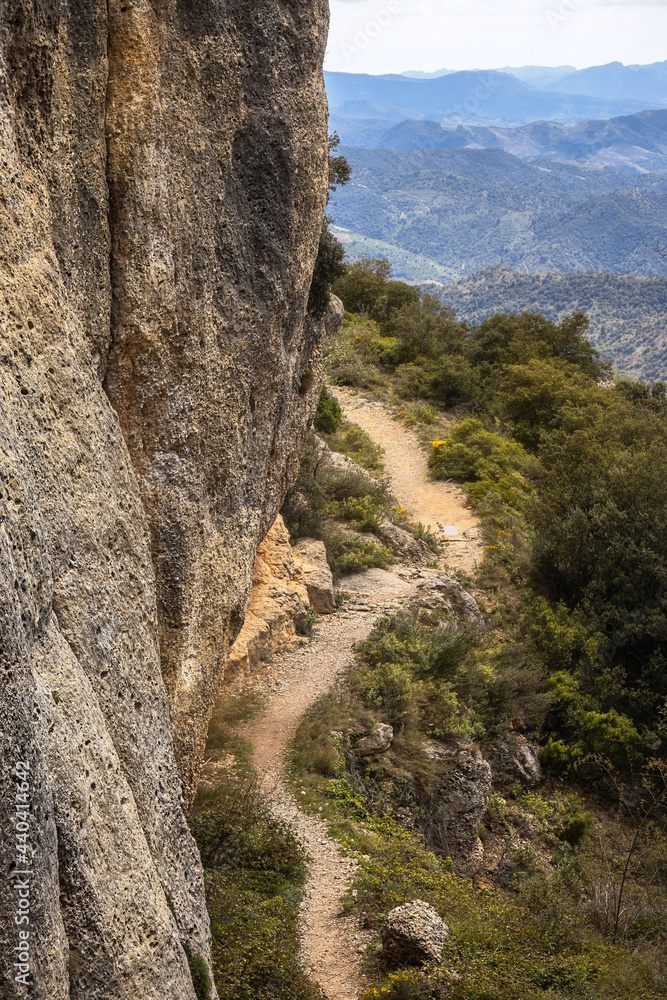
left=0, top=2, right=329, bottom=997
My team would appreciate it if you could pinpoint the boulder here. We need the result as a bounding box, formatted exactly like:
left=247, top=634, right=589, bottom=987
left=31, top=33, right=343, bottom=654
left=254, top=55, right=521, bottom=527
left=490, top=735, right=542, bottom=788
left=375, top=520, right=432, bottom=566
left=418, top=575, right=483, bottom=625
left=293, top=538, right=336, bottom=613
left=357, top=723, right=394, bottom=756
left=381, top=900, right=449, bottom=965
left=422, top=740, right=492, bottom=864
left=337, top=567, right=409, bottom=595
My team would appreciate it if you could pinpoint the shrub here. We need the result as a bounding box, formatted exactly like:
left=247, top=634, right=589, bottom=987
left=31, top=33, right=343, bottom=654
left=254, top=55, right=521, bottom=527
left=308, top=220, right=347, bottom=319
left=325, top=531, right=393, bottom=577
left=314, top=384, right=342, bottom=435
left=323, top=421, right=386, bottom=474
left=428, top=419, right=532, bottom=484
left=190, top=771, right=325, bottom=1000
left=182, top=942, right=212, bottom=1000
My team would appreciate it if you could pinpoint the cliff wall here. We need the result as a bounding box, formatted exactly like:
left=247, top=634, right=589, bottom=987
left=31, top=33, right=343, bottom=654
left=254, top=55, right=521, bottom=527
left=0, top=2, right=330, bottom=997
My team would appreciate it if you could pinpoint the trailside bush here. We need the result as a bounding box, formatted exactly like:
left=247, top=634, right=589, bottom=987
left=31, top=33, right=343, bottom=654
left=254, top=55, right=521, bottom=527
left=314, top=385, right=342, bottom=435
left=308, top=221, right=347, bottom=319
left=428, top=419, right=532, bottom=483
left=191, top=772, right=325, bottom=1000
left=182, top=942, right=213, bottom=1000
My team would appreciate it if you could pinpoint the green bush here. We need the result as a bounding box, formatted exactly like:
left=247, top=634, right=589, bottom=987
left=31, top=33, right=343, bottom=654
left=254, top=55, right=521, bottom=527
left=314, top=385, right=342, bottom=435
left=325, top=531, right=392, bottom=577
left=182, top=942, right=212, bottom=1000
left=322, top=420, right=386, bottom=474
left=308, top=221, right=347, bottom=319
left=428, top=419, right=532, bottom=483
left=190, top=772, right=324, bottom=1000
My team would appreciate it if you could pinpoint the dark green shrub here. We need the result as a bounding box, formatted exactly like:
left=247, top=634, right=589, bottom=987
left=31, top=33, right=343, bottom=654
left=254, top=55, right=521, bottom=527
left=308, top=221, right=346, bottom=319
left=314, top=385, right=342, bottom=434
left=182, top=942, right=212, bottom=1000
left=428, top=419, right=531, bottom=483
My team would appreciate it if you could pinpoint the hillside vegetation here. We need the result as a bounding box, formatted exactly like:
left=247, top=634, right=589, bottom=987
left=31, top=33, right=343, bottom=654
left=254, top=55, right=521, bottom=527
left=275, top=256, right=667, bottom=999
left=329, top=257, right=667, bottom=764
left=332, top=147, right=667, bottom=282
left=430, top=267, right=667, bottom=381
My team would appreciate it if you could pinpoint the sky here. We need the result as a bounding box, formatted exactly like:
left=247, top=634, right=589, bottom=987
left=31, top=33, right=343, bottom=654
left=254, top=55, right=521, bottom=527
left=325, top=0, right=667, bottom=76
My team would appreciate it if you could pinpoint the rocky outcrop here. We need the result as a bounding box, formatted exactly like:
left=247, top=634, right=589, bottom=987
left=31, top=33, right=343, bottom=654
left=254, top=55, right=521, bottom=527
left=0, top=3, right=330, bottom=997
left=227, top=517, right=310, bottom=679
left=417, top=575, right=484, bottom=625
left=357, top=723, right=394, bottom=756
left=422, top=740, right=493, bottom=869
left=293, top=538, right=336, bottom=613
left=381, top=901, right=448, bottom=965
left=376, top=520, right=432, bottom=566
left=490, top=735, right=542, bottom=789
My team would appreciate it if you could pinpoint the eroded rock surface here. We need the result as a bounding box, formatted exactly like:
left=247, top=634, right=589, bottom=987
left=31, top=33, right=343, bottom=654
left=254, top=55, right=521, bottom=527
left=381, top=900, right=448, bottom=965
left=227, top=516, right=310, bottom=679
left=293, top=537, right=336, bottom=613
left=357, top=722, right=394, bottom=756
left=421, top=740, right=493, bottom=868
left=0, top=2, right=329, bottom=996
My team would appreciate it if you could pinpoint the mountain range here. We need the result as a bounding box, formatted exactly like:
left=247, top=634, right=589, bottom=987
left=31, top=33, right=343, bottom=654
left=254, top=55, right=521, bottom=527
left=326, top=64, right=667, bottom=138
left=340, top=109, right=667, bottom=174
left=396, top=61, right=667, bottom=102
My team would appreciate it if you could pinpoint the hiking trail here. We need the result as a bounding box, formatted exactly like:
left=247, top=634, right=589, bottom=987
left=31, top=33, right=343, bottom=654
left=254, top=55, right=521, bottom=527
left=207, top=393, right=483, bottom=999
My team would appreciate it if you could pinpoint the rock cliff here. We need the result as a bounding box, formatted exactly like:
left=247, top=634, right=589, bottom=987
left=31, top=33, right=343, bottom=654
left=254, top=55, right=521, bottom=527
left=0, top=2, right=330, bottom=997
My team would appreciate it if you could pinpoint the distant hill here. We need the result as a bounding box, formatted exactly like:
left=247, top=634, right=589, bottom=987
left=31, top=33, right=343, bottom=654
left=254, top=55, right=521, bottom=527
left=498, top=65, right=576, bottom=89
left=545, top=61, right=667, bottom=105
left=332, top=146, right=667, bottom=282
left=341, top=109, right=667, bottom=174
left=429, top=267, right=667, bottom=381
left=325, top=70, right=663, bottom=131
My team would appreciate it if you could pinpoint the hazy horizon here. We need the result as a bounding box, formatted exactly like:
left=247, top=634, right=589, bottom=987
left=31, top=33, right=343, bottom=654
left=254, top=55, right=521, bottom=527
left=326, top=1, right=667, bottom=77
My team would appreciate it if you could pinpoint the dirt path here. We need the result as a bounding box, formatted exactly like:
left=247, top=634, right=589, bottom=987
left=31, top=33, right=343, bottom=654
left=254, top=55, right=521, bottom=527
left=242, top=597, right=411, bottom=999
left=202, top=396, right=483, bottom=999
left=335, top=387, right=484, bottom=574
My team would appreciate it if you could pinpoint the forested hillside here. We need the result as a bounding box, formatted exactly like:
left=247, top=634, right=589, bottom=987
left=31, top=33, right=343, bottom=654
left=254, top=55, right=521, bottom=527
left=332, top=147, right=667, bottom=281
left=430, top=267, right=667, bottom=381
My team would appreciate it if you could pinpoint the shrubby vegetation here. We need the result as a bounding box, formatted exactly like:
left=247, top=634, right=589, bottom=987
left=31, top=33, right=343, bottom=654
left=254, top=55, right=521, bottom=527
left=290, top=606, right=667, bottom=999
left=328, top=255, right=667, bottom=770
left=281, top=411, right=393, bottom=578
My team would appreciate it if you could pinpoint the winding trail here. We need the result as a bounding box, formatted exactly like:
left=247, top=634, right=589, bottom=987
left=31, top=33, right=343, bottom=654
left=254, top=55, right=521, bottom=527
left=336, top=387, right=483, bottom=574
left=242, top=603, right=409, bottom=998
left=202, top=397, right=483, bottom=999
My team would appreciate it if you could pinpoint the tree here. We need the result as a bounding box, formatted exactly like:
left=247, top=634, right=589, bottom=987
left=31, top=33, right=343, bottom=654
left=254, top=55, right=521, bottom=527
left=327, top=132, right=351, bottom=197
